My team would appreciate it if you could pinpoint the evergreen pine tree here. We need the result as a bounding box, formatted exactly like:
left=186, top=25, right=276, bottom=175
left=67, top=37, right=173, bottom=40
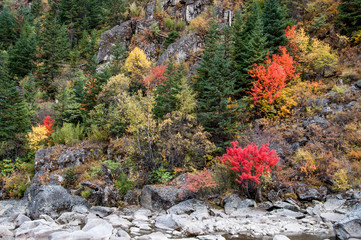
left=233, top=1, right=268, bottom=95
left=8, top=22, right=37, bottom=79
left=337, top=0, right=361, bottom=35
left=109, top=36, right=127, bottom=76
left=194, top=20, right=240, bottom=148
left=38, top=14, right=70, bottom=98
left=263, top=0, right=288, bottom=55
left=0, top=7, right=17, bottom=50
left=0, top=52, right=30, bottom=143
left=153, top=59, right=185, bottom=119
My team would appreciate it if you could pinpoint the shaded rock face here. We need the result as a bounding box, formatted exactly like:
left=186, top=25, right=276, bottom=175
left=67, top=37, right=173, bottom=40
left=334, top=204, right=361, bottom=240
left=157, top=33, right=202, bottom=65
left=33, top=145, right=101, bottom=184
left=25, top=184, right=77, bottom=220
left=96, top=20, right=136, bottom=63
left=295, top=183, right=327, bottom=201
left=140, top=184, right=192, bottom=211
left=161, top=0, right=211, bottom=22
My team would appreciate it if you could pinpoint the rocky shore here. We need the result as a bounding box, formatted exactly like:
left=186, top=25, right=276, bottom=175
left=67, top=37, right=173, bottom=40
left=0, top=184, right=360, bottom=240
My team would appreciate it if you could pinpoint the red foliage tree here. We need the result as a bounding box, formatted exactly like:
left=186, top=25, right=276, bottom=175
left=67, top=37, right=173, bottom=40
left=42, top=116, right=54, bottom=136
left=249, top=46, right=299, bottom=106
left=143, top=65, right=167, bottom=88
left=217, top=141, right=279, bottom=186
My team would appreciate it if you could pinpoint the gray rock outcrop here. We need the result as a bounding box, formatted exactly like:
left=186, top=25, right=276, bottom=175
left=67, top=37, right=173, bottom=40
left=156, top=33, right=202, bottom=65
left=96, top=20, right=135, bottom=63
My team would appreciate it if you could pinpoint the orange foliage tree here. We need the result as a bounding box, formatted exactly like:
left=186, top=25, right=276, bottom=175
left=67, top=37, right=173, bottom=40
left=249, top=46, right=299, bottom=106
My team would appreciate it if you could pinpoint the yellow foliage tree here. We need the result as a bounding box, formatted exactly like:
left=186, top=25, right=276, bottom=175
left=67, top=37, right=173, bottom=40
left=97, top=74, right=131, bottom=103
left=27, top=125, right=49, bottom=151
left=124, top=47, right=152, bottom=82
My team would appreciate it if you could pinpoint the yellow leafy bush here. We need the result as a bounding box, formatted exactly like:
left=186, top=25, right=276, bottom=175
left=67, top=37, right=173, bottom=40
left=293, top=150, right=317, bottom=176
left=27, top=125, right=49, bottom=151
left=124, top=47, right=152, bottom=81
left=97, top=74, right=131, bottom=103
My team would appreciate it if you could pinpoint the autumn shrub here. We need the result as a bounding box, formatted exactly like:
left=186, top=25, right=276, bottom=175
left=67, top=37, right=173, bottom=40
left=143, top=65, right=167, bottom=89
left=292, top=149, right=317, bottom=176
left=218, top=141, right=279, bottom=199
left=183, top=169, right=217, bottom=194
left=97, top=74, right=130, bottom=103
left=189, top=13, right=210, bottom=35
left=27, top=125, right=49, bottom=151
left=148, top=166, right=173, bottom=184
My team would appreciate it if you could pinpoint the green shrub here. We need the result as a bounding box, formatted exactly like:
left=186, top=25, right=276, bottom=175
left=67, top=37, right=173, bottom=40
left=64, top=168, right=79, bottom=188
left=114, top=173, right=135, bottom=197
left=0, top=158, right=21, bottom=176
left=81, top=189, right=92, bottom=199
left=148, top=166, right=173, bottom=184
left=88, top=125, right=109, bottom=142
left=52, top=123, right=85, bottom=145
left=164, top=17, right=186, bottom=31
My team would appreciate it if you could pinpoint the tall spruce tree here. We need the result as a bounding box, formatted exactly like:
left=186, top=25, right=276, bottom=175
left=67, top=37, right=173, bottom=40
left=38, top=14, right=70, bottom=98
left=194, top=20, right=240, bottom=149
left=337, top=0, right=361, bottom=36
left=8, top=22, right=37, bottom=79
left=154, top=59, right=185, bottom=119
left=0, top=52, right=30, bottom=143
left=233, top=1, right=268, bottom=95
left=0, top=7, right=17, bottom=50
left=263, top=0, right=288, bottom=55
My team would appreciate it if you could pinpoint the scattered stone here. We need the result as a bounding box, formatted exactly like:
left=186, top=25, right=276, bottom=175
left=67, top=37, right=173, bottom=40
left=0, top=226, right=13, bottom=238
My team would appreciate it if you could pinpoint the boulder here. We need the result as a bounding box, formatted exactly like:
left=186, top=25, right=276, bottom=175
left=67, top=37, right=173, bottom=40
left=167, top=199, right=208, bottom=215
left=223, top=194, right=255, bottom=215
left=294, top=183, right=327, bottom=201
left=26, top=184, right=75, bottom=219
left=90, top=206, right=115, bottom=218
left=334, top=204, right=361, bottom=239
left=156, top=33, right=202, bottom=66
left=96, top=20, right=135, bottom=63
left=273, top=235, right=291, bottom=240
left=140, top=184, right=192, bottom=211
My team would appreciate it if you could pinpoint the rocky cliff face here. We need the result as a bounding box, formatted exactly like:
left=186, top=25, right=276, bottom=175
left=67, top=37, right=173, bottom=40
left=96, top=0, right=233, bottom=66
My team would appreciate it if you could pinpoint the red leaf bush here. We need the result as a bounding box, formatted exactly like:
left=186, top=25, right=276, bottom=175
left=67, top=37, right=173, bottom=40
left=42, top=116, right=54, bottom=136
left=217, top=141, right=279, bottom=186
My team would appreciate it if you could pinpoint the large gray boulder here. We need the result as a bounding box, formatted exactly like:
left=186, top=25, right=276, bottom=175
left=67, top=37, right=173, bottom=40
left=334, top=204, right=361, bottom=239
left=96, top=20, right=135, bottom=63
left=140, top=185, right=192, bottom=211
left=25, top=184, right=87, bottom=220
left=156, top=33, right=202, bottom=65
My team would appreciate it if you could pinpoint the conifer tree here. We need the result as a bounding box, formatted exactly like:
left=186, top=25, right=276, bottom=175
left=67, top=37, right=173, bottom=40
left=8, top=22, right=37, bottom=79
left=263, top=0, right=288, bottom=55
left=194, top=20, right=240, bottom=148
left=233, top=1, right=268, bottom=95
left=38, top=14, right=70, bottom=97
left=0, top=7, right=17, bottom=50
left=337, top=0, right=361, bottom=35
left=154, top=59, right=185, bottom=119
left=0, top=52, right=30, bottom=143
